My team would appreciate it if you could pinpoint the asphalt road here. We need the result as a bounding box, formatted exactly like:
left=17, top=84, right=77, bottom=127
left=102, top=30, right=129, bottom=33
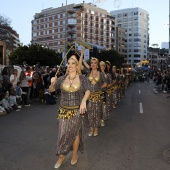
left=0, top=81, right=170, bottom=170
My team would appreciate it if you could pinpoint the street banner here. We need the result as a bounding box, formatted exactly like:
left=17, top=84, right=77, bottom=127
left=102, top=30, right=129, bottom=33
left=84, top=49, right=90, bottom=61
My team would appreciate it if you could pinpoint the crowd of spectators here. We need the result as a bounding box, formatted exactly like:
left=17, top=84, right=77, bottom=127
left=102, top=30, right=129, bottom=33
left=0, top=62, right=66, bottom=115
left=153, top=69, right=170, bottom=94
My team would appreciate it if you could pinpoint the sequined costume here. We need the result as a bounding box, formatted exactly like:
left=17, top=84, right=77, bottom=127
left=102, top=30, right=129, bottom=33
left=53, top=75, right=90, bottom=155
left=102, top=73, right=113, bottom=120
left=86, top=70, right=106, bottom=128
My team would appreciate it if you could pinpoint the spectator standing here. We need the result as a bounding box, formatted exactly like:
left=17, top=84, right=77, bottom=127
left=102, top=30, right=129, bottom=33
left=19, top=71, right=31, bottom=106
left=25, top=67, right=33, bottom=103
left=10, top=69, right=18, bottom=88
left=2, top=69, right=11, bottom=93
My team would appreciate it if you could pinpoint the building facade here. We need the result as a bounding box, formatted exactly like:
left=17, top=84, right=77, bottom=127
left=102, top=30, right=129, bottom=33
left=31, top=2, right=115, bottom=53
left=110, top=7, right=149, bottom=65
left=0, top=25, right=20, bottom=64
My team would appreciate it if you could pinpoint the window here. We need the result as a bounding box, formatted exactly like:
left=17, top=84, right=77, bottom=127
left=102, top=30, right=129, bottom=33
left=117, top=14, right=122, bottom=18
left=134, top=54, right=140, bottom=58
left=33, top=32, right=37, bottom=37
left=68, top=19, right=76, bottom=24
left=134, top=33, right=141, bottom=36
left=134, top=38, right=141, bottom=42
left=63, top=13, right=65, bottom=18
left=134, top=49, right=141, bottom=52
left=123, top=13, right=128, bottom=17
left=134, top=11, right=138, bottom=15
left=33, top=20, right=37, bottom=24
left=134, top=17, right=138, bottom=21
left=58, top=14, right=60, bottom=18
left=123, top=18, right=128, bottom=22
left=33, top=26, right=37, bottom=30
left=117, top=19, right=122, bottom=23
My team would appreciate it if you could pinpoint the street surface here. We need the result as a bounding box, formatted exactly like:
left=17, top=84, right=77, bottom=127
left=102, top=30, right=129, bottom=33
left=0, top=81, right=170, bottom=170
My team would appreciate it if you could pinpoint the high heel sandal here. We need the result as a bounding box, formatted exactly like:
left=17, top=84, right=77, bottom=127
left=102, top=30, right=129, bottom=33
left=93, top=128, right=98, bottom=137
left=71, top=156, right=78, bottom=165
left=54, top=156, right=66, bottom=169
left=88, top=128, right=94, bottom=136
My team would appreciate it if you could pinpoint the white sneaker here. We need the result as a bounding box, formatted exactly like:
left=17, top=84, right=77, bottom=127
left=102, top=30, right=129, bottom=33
left=16, top=109, right=21, bottom=111
left=17, top=105, right=22, bottom=109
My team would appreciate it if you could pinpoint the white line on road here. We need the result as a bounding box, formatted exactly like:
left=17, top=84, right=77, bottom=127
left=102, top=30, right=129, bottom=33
left=139, top=103, right=143, bottom=114
left=139, top=90, right=141, bottom=94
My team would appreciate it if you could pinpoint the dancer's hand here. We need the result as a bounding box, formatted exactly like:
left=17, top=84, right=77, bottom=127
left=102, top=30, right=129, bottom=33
left=80, top=101, right=87, bottom=115
left=51, top=77, right=57, bottom=86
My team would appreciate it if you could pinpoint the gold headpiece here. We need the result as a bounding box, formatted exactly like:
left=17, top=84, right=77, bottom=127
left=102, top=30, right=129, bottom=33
left=69, top=55, right=79, bottom=65
left=91, top=57, right=99, bottom=64
left=105, top=60, right=111, bottom=66
left=99, top=61, right=106, bottom=66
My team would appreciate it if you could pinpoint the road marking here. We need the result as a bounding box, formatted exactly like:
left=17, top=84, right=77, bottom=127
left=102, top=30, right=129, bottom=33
left=139, top=103, right=143, bottom=114
left=139, top=90, right=141, bottom=94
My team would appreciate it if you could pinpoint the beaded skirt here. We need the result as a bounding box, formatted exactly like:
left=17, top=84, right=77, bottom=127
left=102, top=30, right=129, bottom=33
left=56, top=110, right=84, bottom=155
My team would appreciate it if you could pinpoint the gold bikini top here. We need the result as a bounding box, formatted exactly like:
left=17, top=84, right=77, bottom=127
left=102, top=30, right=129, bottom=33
left=88, top=76, right=100, bottom=85
left=62, top=82, right=81, bottom=92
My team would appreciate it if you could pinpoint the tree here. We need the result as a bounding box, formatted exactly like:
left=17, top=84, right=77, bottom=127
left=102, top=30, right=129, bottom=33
left=8, top=44, right=62, bottom=66
left=0, top=15, right=14, bottom=49
left=97, top=49, right=124, bottom=68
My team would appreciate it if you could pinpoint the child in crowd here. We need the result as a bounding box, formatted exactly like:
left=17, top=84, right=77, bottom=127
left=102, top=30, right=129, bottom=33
left=15, top=81, right=27, bottom=107
left=1, top=92, right=13, bottom=113
left=9, top=87, right=21, bottom=111
left=0, top=105, right=7, bottom=116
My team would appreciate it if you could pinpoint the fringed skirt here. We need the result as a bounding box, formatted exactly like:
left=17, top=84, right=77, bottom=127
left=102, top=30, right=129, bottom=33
left=102, top=93, right=112, bottom=120
left=56, top=109, right=84, bottom=156
left=87, top=101, right=102, bottom=128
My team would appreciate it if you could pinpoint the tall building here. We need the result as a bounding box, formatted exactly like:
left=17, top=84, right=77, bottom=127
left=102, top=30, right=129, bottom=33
left=0, top=25, right=20, bottom=64
left=110, top=7, right=149, bottom=65
left=31, top=2, right=115, bottom=53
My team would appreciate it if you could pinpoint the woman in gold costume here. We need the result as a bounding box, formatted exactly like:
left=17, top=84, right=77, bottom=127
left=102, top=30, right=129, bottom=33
left=80, top=57, right=107, bottom=136
left=50, top=52, right=90, bottom=169
left=99, top=61, right=113, bottom=126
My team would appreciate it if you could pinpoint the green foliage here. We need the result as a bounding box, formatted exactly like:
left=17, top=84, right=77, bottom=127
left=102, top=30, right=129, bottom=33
left=8, top=44, right=62, bottom=66
left=97, top=49, right=124, bottom=68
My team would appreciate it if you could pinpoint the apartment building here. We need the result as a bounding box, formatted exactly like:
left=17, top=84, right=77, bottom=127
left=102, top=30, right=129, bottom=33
left=0, top=25, right=20, bottom=64
left=110, top=7, right=149, bottom=65
left=31, top=2, right=115, bottom=53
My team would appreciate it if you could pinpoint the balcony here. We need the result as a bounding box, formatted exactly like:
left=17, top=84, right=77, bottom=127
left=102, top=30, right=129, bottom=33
left=67, top=9, right=76, bottom=13
left=67, top=29, right=76, bottom=34
left=68, top=19, right=77, bottom=26
left=67, top=37, right=76, bottom=42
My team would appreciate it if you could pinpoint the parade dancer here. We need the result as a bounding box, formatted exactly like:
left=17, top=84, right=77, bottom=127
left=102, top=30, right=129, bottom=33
left=81, top=58, right=107, bottom=137
left=49, top=51, right=90, bottom=168
left=99, top=61, right=112, bottom=126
